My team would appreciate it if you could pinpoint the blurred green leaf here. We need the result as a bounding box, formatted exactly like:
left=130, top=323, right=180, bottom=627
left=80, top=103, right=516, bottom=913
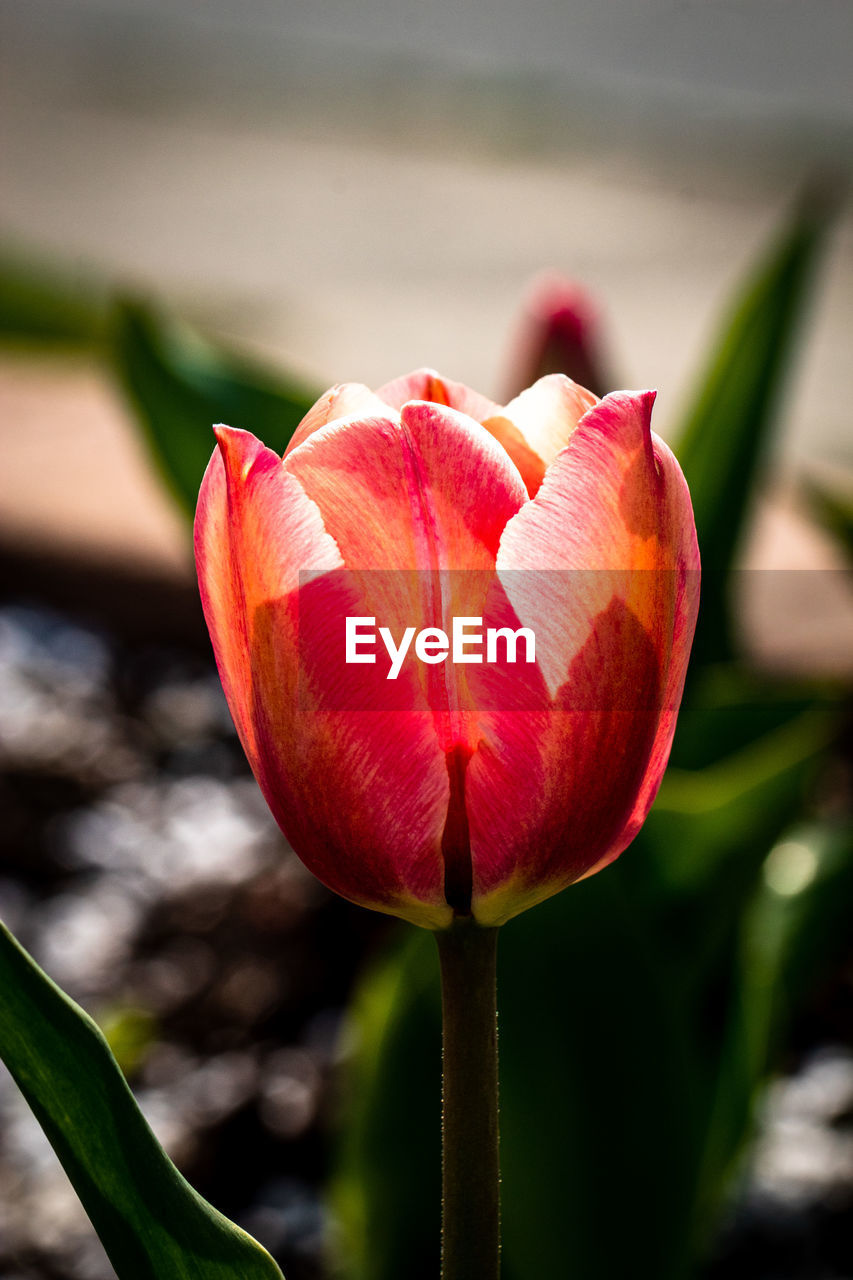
left=332, top=874, right=700, bottom=1280
left=667, top=663, right=839, bottom=771
left=694, top=819, right=853, bottom=1241
left=741, top=819, right=853, bottom=1062
left=331, top=931, right=442, bottom=1280
left=676, top=189, right=836, bottom=663
left=111, top=299, right=318, bottom=515
left=630, top=712, right=839, bottom=1253
left=644, top=704, right=833, bottom=897
left=97, top=1003, right=159, bottom=1077
left=0, top=921, right=284, bottom=1280
left=0, top=249, right=109, bottom=348
left=803, top=476, right=853, bottom=564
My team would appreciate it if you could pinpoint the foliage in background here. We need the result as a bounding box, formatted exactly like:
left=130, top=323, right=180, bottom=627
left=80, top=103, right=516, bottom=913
left=113, top=302, right=316, bottom=515
left=676, top=190, right=836, bottom=663
left=804, top=476, right=853, bottom=565
left=327, top=195, right=852, bottom=1280
left=0, top=192, right=849, bottom=1280
left=0, top=249, right=109, bottom=350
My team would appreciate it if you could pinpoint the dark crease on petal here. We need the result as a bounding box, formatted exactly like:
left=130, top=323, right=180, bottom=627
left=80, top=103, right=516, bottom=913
left=442, top=743, right=474, bottom=915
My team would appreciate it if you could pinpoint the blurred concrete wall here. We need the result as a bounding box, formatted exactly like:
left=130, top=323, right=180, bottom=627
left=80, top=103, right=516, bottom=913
left=1, top=0, right=851, bottom=469
left=2, top=0, right=852, bottom=143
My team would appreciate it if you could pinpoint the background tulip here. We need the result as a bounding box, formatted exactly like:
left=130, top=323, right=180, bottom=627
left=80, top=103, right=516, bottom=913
left=501, top=273, right=612, bottom=401
left=194, top=369, right=700, bottom=931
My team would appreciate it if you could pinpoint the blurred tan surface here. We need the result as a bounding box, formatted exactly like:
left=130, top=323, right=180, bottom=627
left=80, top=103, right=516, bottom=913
left=1, top=350, right=851, bottom=679
left=0, top=357, right=190, bottom=575
left=1, top=112, right=851, bottom=459
left=1, top=25, right=851, bottom=453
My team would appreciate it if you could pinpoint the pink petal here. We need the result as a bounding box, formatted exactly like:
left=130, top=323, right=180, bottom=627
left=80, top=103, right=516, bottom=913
left=194, top=426, right=342, bottom=763
left=481, top=373, right=598, bottom=497
left=397, top=400, right=529, bottom=566
left=284, top=401, right=528, bottom=752
left=284, top=399, right=528, bottom=568
left=283, top=400, right=527, bottom=604
left=377, top=367, right=501, bottom=423
left=465, top=390, right=699, bottom=924
left=284, top=383, right=392, bottom=457
left=195, top=425, right=454, bottom=928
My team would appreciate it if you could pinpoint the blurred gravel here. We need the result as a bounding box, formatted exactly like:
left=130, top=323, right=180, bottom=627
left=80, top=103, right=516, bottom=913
left=705, top=1046, right=853, bottom=1280
left=0, top=600, right=387, bottom=1280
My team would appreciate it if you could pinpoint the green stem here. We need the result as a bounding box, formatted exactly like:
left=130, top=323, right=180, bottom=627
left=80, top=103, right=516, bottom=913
left=435, top=921, right=501, bottom=1280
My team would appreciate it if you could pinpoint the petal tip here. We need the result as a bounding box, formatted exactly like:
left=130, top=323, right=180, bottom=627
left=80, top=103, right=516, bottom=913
left=212, top=424, right=279, bottom=485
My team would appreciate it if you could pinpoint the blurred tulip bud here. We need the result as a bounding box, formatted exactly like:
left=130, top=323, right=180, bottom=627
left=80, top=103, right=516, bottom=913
left=195, top=369, right=699, bottom=929
left=504, top=274, right=611, bottom=401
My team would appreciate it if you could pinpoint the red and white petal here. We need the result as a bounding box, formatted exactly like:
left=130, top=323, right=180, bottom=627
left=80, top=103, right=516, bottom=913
left=377, top=367, right=501, bottom=424
left=254, top=577, right=454, bottom=927
left=284, top=402, right=528, bottom=749
left=194, top=426, right=342, bottom=763
left=467, top=598, right=669, bottom=925
left=397, top=401, right=529, bottom=567
left=195, top=425, right=453, bottom=928
left=481, top=374, right=598, bottom=496
left=284, top=383, right=393, bottom=457
left=465, top=389, right=699, bottom=923
left=496, top=389, right=698, bottom=681
left=283, top=401, right=527, bottom=617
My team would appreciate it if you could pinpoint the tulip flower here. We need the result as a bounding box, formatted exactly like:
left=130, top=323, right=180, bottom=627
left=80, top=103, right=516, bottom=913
left=195, top=366, right=699, bottom=1280
left=502, top=273, right=611, bottom=400
left=194, top=369, right=700, bottom=931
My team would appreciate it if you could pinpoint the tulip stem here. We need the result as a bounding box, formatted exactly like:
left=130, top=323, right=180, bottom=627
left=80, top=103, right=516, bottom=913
left=435, top=921, right=500, bottom=1280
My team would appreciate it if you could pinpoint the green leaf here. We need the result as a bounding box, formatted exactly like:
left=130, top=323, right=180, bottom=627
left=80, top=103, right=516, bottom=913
left=111, top=299, right=318, bottom=516
left=499, top=710, right=833, bottom=1280
left=676, top=188, right=837, bottom=663
left=97, top=1003, right=159, bottom=1077
left=630, top=713, right=836, bottom=1253
left=0, top=248, right=109, bottom=349
left=0, top=921, right=284, bottom=1280
left=642, top=703, right=833, bottom=899
left=741, top=819, right=853, bottom=1063
left=693, top=819, right=853, bottom=1239
left=803, top=476, right=853, bottom=564
left=330, top=930, right=441, bottom=1280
